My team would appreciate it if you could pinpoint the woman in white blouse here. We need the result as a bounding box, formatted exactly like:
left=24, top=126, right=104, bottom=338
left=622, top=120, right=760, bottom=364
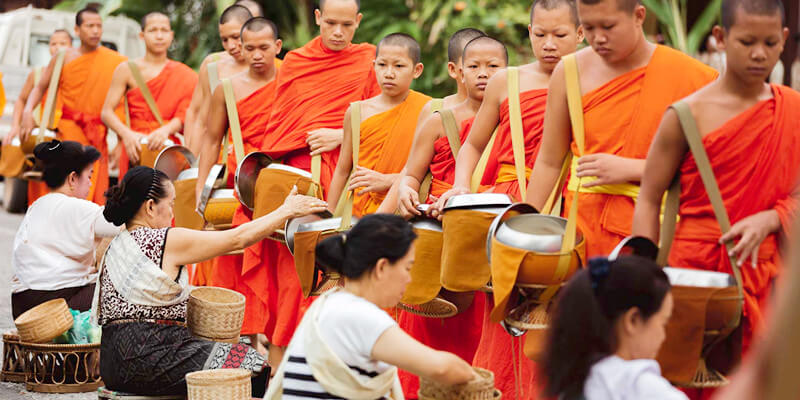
left=11, top=140, right=118, bottom=318
left=267, top=214, right=476, bottom=400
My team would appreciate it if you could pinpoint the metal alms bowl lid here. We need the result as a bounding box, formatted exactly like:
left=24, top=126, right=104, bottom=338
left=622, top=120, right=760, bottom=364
left=267, top=163, right=312, bottom=178
left=197, top=164, right=225, bottom=214
left=410, top=204, right=442, bottom=232
left=496, top=214, right=569, bottom=253
left=662, top=267, right=736, bottom=288
left=154, top=145, right=197, bottom=181
left=285, top=210, right=354, bottom=253
left=486, top=203, right=537, bottom=262
left=443, top=193, right=512, bottom=211
left=234, top=152, right=273, bottom=211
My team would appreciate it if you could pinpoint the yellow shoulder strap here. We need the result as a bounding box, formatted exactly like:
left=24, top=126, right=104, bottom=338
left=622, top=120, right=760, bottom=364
left=438, top=109, right=461, bottom=159
left=506, top=66, right=528, bottom=201
left=337, top=102, right=361, bottom=230
left=471, top=128, right=497, bottom=193
left=208, top=59, right=221, bottom=92
left=38, top=49, right=66, bottom=142
left=221, top=78, right=245, bottom=164
left=430, top=98, right=444, bottom=113
left=128, top=60, right=164, bottom=125
left=32, top=67, right=43, bottom=126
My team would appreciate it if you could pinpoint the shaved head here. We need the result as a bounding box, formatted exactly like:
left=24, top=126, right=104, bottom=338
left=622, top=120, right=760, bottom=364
left=722, top=0, right=785, bottom=29
left=219, top=4, right=253, bottom=25
left=319, top=0, right=361, bottom=12
left=241, top=17, right=279, bottom=40
left=141, top=11, right=170, bottom=30
left=462, top=36, right=509, bottom=64
left=75, top=6, right=100, bottom=26
left=448, top=28, right=486, bottom=63
left=579, top=0, right=640, bottom=12
left=532, top=0, right=579, bottom=26
left=51, top=29, right=72, bottom=42
left=235, top=0, right=264, bottom=17
left=377, top=33, right=421, bottom=64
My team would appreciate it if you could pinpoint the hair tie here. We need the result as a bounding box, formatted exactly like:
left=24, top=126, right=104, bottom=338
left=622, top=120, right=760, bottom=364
left=588, top=257, right=612, bottom=293
left=47, top=140, right=62, bottom=151
left=341, top=234, right=347, bottom=245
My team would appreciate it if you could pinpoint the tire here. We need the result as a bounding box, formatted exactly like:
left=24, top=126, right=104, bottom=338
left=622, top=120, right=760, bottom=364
left=2, top=177, right=28, bottom=213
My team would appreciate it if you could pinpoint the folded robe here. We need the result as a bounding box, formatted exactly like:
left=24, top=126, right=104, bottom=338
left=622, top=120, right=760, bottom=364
left=119, top=60, right=197, bottom=178
left=58, top=46, right=127, bottom=205
left=352, top=90, right=431, bottom=216
left=565, top=45, right=716, bottom=257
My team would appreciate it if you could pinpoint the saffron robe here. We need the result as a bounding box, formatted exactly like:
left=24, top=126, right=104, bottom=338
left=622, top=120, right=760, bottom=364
left=57, top=46, right=126, bottom=205
left=670, top=84, right=800, bottom=354
left=566, top=45, right=717, bottom=257
left=352, top=90, right=431, bottom=216
left=28, top=69, right=65, bottom=206
left=119, top=60, right=197, bottom=178
left=486, top=89, right=547, bottom=201
left=429, top=118, right=473, bottom=198
left=245, top=36, right=379, bottom=346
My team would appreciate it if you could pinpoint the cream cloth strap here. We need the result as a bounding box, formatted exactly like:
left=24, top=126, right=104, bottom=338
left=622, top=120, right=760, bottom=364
left=127, top=61, right=165, bottom=125
left=221, top=78, right=246, bottom=164
left=265, top=289, right=404, bottom=400
left=38, top=49, right=66, bottom=143
left=32, top=67, right=43, bottom=126
left=438, top=109, right=461, bottom=159
left=334, top=101, right=360, bottom=230
left=506, top=66, right=528, bottom=201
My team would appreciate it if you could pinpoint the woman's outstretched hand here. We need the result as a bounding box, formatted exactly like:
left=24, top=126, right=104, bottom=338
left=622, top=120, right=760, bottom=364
left=279, top=186, right=328, bottom=218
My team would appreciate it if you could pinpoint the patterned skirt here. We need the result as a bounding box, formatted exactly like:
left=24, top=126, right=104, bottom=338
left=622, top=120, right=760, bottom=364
left=100, top=321, right=265, bottom=395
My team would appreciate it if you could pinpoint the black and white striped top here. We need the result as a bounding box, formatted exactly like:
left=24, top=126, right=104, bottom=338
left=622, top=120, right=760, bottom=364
left=280, top=291, right=397, bottom=399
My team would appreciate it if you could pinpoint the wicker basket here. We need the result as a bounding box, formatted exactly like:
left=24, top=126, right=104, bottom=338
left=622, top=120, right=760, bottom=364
left=21, top=341, right=102, bottom=393
left=2, top=330, right=25, bottom=383
left=186, top=368, right=251, bottom=400
left=187, top=287, right=245, bottom=343
left=419, top=367, right=500, bottom=400
left=14, top=298, right=73, bottom=343
left=397, top=297, right=458, bottom=319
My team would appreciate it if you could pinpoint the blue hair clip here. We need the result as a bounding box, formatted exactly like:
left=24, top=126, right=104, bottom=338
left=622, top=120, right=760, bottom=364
left=588, top=257, right=612, bottom=292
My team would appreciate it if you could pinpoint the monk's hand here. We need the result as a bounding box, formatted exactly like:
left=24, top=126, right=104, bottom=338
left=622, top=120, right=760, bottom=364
left=280, top=185, right=329, bottom=218
left=431, top=186, right=469, bottom=220
left=3, top=125, right=19, bottom=145
left=720, top=209, right=781, bottom=269
left=306, top=128, right=343, bottom=156
left=147, top=126, right=172, bottom=151
left=397, top=182, right=422, bottom=219
left=348, top=166, right=393, bottom=195
left=20, top=111, right=36, bottom=144
left=121, top=131, right=145, bottom=164
left=576, top=153, right=639, bottom=187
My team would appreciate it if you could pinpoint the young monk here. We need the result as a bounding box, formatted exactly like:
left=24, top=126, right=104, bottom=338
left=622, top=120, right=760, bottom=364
left=101, top=12, right=198, bottom=179
left=327, top=33, right=430, bottom=216
left=387, top=36, right=508, bottom=399
left=200, top=17, right=282, bottom=355
left=21, top=6, right=126, bottom=205
left=251, top=0, right=380, bottom=369
left=633, top=0, right=797, bottom=365
left=524, top=0, right=718, bottom=258
left=235, top=0, right=264, bottom=16
left=435, top=0, right=583, bottom=205
left=4, top=29, right=72, bottom=205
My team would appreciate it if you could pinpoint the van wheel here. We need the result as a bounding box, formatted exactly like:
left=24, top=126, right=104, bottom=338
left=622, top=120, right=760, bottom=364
left=3, top=177, right=28, bottom=213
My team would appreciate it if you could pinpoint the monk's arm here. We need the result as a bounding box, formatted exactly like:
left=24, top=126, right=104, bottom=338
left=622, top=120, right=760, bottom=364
left=327, top=108, right=354, bottom=211
left=5, top=71, right=35, bottom=143
left=526, top=63, right=572, bottom=211
left=631, top=109, right=687, bottom=242
left=101, top=63, right=143, bottom=162
left=21, top=56, right=56, bottom=139
left=194, top=86, right=228, bottom=203
left=183, top=83, right=204, bottom=154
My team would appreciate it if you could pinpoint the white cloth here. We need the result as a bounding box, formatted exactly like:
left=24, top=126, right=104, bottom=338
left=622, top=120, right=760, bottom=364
left=584, top=355, right=688, bottom=400
left=11, top=193, right=118, bottom=293
left=266, top=289, right=403, bottom=400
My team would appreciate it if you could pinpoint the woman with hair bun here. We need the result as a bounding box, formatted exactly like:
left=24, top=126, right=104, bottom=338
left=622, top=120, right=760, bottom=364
left=541, top=256, right=686, bottom=400
left=96, top=166, right=327, bottom=397
left=11, top=140, right=117, bottom=318
left=267, top=214, right=476, bottom=399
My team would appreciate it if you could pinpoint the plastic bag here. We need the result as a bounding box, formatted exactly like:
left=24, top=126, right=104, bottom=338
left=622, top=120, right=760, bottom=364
left=52, top=309, right=101, bottom=344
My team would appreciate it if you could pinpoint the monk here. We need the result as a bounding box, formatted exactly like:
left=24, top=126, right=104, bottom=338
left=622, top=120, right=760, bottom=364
left=327, top=33, right=430, bottom=216
left=633, top=0, right=797, bottom=373
left=101, top=12, right=197, bottom=179
left=251, top=0, right=380, bottom=369
left=376, top=27, right=486, bottom=216
left=235, top=0, right=264, bottom=16
left=21, top=6, right=126, bottom=205
left=384, top=36, right=508, bottom=399
left=4, top=29, right=72, bottom=205
left=199, top=17, right=283, bottom=355
left=524, top=0, right=718, bottom=258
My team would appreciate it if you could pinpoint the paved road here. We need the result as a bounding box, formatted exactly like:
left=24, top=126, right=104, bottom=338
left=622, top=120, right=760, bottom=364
left=0, top=182, right=93, bottom=399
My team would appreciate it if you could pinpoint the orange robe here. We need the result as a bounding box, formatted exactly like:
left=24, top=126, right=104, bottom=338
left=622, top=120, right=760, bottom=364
left=245, top=36, right=379, bottom=345
left=486, top=89, right=547, bottom=201
left=398, top=117, right=486, bottom=398
left=119, top=60, right=197, bottom=178
left=352, top=90, right=431, bottom=216
left=671, top=84, right=800, bottom=355
left=57, top=46, right=126, bottom=205
left=28, top=69, right=65, bottom=206
left=568, top=45, right=716, bottom=257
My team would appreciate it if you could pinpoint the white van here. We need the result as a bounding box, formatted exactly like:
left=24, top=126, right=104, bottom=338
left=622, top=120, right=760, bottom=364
left=0, top=5, right=144, bottom=212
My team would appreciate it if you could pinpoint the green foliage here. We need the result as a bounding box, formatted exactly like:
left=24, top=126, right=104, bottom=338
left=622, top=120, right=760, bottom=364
left=642, top=0, right=722, bottom=55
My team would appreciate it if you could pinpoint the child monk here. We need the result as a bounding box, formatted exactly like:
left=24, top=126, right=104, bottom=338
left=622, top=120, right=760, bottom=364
left=200, top=17, right=283, bottom=355
left=4, top=29, right=72, bottom=205
left=633, top=0, right=797, bottom=373
left=524, top=0, right=718, bottom=258
left=21, top=6, right=127, bottom=205
left=384, top=36, right=508, bottom=399
left=327, top=33, right=430, bottom=216
left=101, top=12, right=198, bottom=178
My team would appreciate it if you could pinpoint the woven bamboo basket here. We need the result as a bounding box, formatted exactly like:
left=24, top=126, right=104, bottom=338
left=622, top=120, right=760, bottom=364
left=2, top=330, right=25, bottom=382
left=21, top=342, right=102, bottom=393
left=419, top=367, right=501, bottom=400
left=397, top=298, right=457, bottom=319
left=187, top=287, right=245, bottom=343
left=185, top=368, right=251, bottom=400
left=14, top=298, right=73, bottom=343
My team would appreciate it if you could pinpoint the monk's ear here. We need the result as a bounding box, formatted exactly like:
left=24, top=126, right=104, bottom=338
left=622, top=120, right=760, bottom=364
left=355, top=12, right=363, bottom=28
left=633, top=4, right=647, bottom=27
left=447, top=61, right=458, bottom=80
left=275, top=39, right=283, bottom=54
left=576, top=25, right=585, bottom=44
left=139, top=31, right=145, bottom=41
left=413, top=63, right=424, bottom=79
left=711, top=25, right=726, bottom=51
left=314, top=9, right=322, bottom=26
left=781, top=27, right=790, bottom=47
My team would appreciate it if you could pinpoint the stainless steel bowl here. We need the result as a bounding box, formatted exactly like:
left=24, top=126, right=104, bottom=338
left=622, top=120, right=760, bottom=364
left=443, top=193, right=512, bottom=211
left=411, top=205, right=442, bottom=232
left=234, top=152, right=272, bottom=211
left=197, top=164, right=225, bottom=215
left=663, top=267, right=736, bottom=288
left=495, top=214, right=568, bottom=253
left=177, top=168, right=198, bottom=181
left=284, top=210, right=340, bottom=253
left=154, top=145, right=197, bottom=181
left=209, top=188, right=235, bottom=200
left=267, top=163, right=312, bottom=178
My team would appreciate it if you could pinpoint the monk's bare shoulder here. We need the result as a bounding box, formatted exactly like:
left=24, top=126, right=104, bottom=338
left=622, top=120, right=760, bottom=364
left=519, top=62, right=549, bottom=90
left=484, top=69, right=508, bottom=106
left=419, top=111, right=445, bottom=141
left=442, top=94, right=461, bottom=109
